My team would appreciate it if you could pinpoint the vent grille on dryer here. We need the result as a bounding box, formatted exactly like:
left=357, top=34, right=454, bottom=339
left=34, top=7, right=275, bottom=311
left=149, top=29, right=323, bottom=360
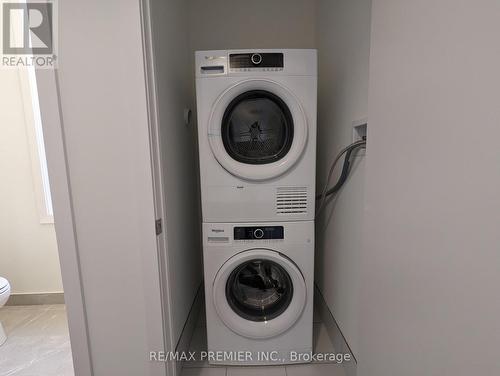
left=276, top=187, right=308, bottom=215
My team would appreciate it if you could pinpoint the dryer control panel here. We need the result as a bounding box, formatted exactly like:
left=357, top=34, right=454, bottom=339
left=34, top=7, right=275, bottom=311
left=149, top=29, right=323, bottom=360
left=234, top=226, right=284, bottom=240
left=196, top=49, right=317, bottom=78
left=229, top=53, right=284, bottom=72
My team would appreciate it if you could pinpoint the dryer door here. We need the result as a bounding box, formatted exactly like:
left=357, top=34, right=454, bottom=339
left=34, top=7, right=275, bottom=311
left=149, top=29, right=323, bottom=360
left=208, top=79, right=308, bottom=181
left=213, top=249, right=306, bottom=339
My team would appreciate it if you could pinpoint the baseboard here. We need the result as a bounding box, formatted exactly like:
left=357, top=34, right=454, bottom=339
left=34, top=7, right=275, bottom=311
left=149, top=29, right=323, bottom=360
left=175, top=283, right=203, bottom=376
left=6, top=292, right=65, bottom=306
left=314, top=285, right=357, bottom=376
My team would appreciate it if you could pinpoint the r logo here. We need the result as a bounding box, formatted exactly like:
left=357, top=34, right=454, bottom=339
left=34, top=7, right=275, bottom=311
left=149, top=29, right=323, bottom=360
left=2, top=2, right=53, bottom=54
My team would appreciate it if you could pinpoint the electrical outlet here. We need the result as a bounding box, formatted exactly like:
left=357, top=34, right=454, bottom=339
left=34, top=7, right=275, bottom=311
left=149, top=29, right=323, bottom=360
left=352, top=118, right=367, bottom=156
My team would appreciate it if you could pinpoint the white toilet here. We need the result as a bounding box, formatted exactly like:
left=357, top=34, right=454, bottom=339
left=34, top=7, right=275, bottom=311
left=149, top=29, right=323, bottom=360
left=0, top=277, right=11, bottom=346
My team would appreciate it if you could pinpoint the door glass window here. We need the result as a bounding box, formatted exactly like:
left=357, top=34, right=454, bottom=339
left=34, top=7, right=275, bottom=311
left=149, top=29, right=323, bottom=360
left=221, top=90, right=294, bottom=164
left=226, top=259, right=293, bottom=321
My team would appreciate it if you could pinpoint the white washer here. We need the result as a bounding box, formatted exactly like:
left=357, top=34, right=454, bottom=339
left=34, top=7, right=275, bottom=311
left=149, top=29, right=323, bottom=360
left=203, top=221, right=314, bottom=365
left=195, top=49, right=317, bottom=222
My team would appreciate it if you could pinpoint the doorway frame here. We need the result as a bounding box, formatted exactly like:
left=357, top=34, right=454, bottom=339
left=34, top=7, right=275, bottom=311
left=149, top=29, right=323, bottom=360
left=35, top=69, right=94, bottom=376
left=34, top=0, right=178, bottom=374
left=35, top=9, right=176, bottom=376
left=139, top=0, right=176, bottom=375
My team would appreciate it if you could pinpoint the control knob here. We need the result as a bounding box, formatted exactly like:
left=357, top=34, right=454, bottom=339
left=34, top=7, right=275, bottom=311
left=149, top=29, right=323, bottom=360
left=251, top=53, right=262, bottom=65
left=253, top=228, right=264, bottom=239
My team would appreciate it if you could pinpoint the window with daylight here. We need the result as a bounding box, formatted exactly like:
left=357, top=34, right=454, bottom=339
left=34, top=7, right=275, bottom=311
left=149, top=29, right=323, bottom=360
left=20, top=66, right=54, bottom=223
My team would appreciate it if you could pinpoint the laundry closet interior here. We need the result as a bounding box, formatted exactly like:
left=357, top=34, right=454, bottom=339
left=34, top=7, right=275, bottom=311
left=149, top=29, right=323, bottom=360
left=146, top=0, right=370, bottom=373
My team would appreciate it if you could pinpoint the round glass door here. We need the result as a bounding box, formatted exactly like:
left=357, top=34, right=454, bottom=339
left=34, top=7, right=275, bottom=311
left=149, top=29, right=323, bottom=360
left=221, top=90, right=294, bottom=165
left=226, top=259, right=293, bottom=322
left=212, top=249, right=306, bottom=339
left=208, top=79, right=308, bottom=181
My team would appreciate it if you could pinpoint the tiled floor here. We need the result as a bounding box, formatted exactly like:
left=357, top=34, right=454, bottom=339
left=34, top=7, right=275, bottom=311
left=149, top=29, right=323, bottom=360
left=0, top=304, right=74, bottom=376
left=182, top=308, right=347, bottom=376
left=0, top=305, right=347, bottom=376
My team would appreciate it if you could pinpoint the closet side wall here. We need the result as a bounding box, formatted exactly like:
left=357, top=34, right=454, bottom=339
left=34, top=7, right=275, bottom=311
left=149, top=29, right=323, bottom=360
left=315, top=0, right=372, bottom=359
left=150, top=0, right=202, bottom=347
left=361, top=1, right=500, bottom=375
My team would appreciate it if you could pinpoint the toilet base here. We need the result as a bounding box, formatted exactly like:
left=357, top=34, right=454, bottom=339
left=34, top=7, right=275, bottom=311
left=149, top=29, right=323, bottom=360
left=0, top=322, right=6, bottom=346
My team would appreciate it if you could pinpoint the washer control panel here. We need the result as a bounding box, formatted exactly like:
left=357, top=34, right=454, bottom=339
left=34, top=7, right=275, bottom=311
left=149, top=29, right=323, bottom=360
left=229, top=53, right=284, bottom=72
left=234, top=226, right=284, bottom=240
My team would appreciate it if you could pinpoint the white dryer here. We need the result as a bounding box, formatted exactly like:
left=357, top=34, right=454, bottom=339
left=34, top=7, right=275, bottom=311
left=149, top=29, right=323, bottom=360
left=202, top=221, right=314, bottom=365
left=195, top=49, right=317, bottom=222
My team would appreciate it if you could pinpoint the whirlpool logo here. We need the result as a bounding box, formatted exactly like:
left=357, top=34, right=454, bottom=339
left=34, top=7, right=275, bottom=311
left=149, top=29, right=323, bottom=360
left=211, top=229, right=225, bottom=233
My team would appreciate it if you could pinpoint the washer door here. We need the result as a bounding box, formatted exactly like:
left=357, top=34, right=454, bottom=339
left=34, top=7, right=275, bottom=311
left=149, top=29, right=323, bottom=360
left=213, top=249, right=306, bottom=339
left=208, top=79, right=308, bottom=181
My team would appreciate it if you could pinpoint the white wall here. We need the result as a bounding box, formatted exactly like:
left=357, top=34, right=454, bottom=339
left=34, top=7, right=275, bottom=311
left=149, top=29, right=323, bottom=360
left=0, top=69, right=63, bottom=294
left=188, top=0, right=316, bottom=51
left=149, top=0, right=203, bottom=348
left=360, top=1, right=500, bottom=375
left=315, top=0, right=372, bottom=358
left=53, top=0, right=166, bottom=374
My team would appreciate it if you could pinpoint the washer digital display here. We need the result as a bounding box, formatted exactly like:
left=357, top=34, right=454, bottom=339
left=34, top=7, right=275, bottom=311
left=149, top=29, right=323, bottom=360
left=234, top=226, right=284, bottom=240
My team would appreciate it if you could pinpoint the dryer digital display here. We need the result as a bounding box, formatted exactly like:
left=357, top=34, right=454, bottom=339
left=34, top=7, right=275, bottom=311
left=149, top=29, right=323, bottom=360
left=234, top=226, right=284, bottom=240
left=230, top=53, right=284, bottom=69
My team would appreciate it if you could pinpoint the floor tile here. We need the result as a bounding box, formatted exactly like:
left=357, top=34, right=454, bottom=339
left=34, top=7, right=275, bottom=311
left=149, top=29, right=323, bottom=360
left=11, top=307, right=70, bottom=337
left=4, top=346, right=74, bottom=376
left=227, top=366, right=285, bottom=376
left=186, top=309, right=338, bottom=372
left=0, top=306, right=50, bottom=334
left=286, top=363, right=346, bottom=376
left=0, top=304, right=73, bottom=376
left=47, top=304, right=67, bottom=312
left=184, top=360, right=224, bottom=369
left=182, top=367, right=227, bottom=376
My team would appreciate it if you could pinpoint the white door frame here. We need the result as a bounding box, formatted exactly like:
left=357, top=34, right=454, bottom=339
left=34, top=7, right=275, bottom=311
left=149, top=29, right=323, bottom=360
left=35, top=1, right=177, bottom=375
left=139, top=0, right=176, bottom=375
left=35, top=69, right=93, bottom=376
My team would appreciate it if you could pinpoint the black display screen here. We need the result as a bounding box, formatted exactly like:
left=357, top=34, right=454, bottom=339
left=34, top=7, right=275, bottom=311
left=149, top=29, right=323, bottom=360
left=234, top=226, right=284, bottom=240
left=230, top=53, right=284, bottom=68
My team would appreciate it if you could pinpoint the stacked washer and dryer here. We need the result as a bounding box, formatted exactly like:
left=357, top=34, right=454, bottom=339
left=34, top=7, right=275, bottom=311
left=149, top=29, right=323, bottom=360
left=195, top=49, right=317, bottom=365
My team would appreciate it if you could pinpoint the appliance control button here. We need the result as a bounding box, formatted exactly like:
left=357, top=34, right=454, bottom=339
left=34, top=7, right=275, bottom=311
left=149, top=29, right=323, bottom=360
left=254, top=228, right=264, bottom=239
left=251, top=53, right=262, bottom=65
